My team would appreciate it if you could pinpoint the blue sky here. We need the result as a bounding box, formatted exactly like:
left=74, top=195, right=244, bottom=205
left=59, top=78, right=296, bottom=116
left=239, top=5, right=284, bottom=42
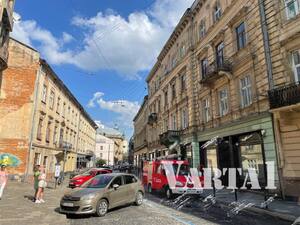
left=12, top=0, right=194, bottom=138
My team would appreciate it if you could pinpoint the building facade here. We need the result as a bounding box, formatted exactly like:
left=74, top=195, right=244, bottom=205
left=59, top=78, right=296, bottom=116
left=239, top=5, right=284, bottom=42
left=0, top=0, right=14, bottom=72
left=133, top=96, right=149, bottom=169
left=0, top=38, right=97, bottom=178
left=95, top=133, right=114, bottom=166
left=267, top=0, right=300, bottom=199
left=134, top=0, right=293, bottom=194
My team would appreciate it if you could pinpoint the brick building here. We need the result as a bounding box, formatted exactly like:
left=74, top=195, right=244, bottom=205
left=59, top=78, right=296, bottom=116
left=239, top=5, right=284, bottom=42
left=0, top=38, right=97, bottom=178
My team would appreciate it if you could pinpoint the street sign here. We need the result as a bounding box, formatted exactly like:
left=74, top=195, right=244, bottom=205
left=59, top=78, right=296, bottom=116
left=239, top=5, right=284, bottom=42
left=55, top=164, right=61, bottom=178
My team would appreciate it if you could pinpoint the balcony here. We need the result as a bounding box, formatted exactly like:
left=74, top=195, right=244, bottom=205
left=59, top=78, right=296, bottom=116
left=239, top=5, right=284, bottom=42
left=201, top=58, right=232, bottom=84
left=148, top=113, right=158, bottom=125
left=268, top=82, right=300, bottom=109
left=159, top=130, right=181, bottom=147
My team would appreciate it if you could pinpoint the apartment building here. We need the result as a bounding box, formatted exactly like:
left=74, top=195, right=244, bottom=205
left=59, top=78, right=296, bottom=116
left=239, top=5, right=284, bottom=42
left=267, top=0, right=300, bottom=199
left=133, top=96, right=149, bottom=168
left=0, top=0, right=14, bottom=72
left=138, top=0, right=288, bottom=192
left=95, top=132, right=115, bottom=166
left=0, top=38, right=97, bottom=178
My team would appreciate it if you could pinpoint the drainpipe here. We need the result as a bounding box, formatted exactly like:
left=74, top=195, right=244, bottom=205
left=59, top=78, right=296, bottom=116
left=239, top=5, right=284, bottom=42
left=258, top=0, right=274, bottom=90
left=25, top=66, right=41, bottom=181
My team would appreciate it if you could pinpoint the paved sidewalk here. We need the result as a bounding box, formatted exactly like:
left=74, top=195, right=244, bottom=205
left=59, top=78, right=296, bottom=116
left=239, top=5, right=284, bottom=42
left=0, top=180, right=70, bottom=225
left=209, top=189, right=300, bottom=222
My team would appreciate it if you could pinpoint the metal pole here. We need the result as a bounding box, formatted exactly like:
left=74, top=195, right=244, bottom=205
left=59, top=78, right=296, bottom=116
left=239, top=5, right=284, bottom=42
left=62, top=146, right=67, bottom=180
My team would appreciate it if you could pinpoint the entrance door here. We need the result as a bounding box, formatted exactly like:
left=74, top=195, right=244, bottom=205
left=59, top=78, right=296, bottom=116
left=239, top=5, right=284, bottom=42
left=218, top=138, right=231, bottom=186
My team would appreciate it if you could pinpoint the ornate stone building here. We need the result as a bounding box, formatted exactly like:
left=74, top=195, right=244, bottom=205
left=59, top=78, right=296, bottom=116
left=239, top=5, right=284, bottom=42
left=0, top=38, right=97, bottom=178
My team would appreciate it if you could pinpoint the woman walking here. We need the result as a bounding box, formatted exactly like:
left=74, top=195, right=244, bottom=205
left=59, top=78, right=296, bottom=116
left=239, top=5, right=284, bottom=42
left=0, top=165, right=8, bottom=200
left=35, top=166, right=47, bottom=203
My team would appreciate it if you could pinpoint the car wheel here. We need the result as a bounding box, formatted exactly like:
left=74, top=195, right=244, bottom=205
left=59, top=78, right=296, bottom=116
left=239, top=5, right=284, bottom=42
left=165, top=186, right=173, bottom=199
left=147, top=184, right=152, bottom=193
left=135, top=191, right=143, bottom=206
left=96, top=199, right=108, bottom=217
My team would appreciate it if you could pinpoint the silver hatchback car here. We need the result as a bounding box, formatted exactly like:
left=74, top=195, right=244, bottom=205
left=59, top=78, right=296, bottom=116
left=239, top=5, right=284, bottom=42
left=60, top=173, right=144, bottom=217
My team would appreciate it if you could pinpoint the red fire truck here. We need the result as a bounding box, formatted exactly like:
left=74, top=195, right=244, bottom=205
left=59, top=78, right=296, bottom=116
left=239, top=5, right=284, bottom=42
left=143, top=159, right=203, bottom=199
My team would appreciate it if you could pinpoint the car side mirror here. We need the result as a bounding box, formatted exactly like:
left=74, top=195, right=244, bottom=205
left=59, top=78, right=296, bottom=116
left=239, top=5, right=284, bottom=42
left=113, top=184, right=119, bottom=190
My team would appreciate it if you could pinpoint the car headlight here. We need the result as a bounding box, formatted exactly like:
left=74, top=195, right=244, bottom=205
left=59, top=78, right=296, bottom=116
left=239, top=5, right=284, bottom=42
left=176, top=181, right=184, bottom=187
left=81, top=193, right=97, bottom=200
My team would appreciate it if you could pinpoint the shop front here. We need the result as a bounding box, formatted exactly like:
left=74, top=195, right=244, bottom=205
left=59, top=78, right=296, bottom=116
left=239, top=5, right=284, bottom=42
left=197, top=113, right=279, bottom=191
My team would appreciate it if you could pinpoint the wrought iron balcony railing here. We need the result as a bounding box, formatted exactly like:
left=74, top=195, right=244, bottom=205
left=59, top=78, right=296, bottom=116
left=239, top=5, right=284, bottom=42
left=201, top=58, right=232, bottom=83
left=159, top=130, right=181, bottom=147
left=268, top=82, right=300, bottom=109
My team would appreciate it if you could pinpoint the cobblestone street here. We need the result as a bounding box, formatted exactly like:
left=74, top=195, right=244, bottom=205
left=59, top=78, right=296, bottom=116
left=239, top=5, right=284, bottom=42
left=0, top=181, right=217, bottom=225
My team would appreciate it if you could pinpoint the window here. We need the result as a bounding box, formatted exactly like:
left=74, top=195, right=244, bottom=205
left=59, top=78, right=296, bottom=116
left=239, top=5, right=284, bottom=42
left=292, top=50, right=300, bottom=82
left=37, top=118, right=43, bottom=140
left=201, top=58, right=208, bottom=78
left=53, top=126, right=58, bottom=145
left=285, top=0, right=300, bottom=19
left=164, top=90, right=168, bottom=107
left=56, top=97, right=60, bottom=114
left=219, top=89, right=229, bottom=116
left=171, top=83, right=176, bottom=100
left=110, top=176, right=123, bottom=188
left=100, top=146, right=103, bottom=150
left=43, top=156, right=48, bottom=169
left=46, top=121, right=51, bottom=143
left=172, top=55, right=177, bottom=68
left=172, top=114, right=177, bottom=130
left=179, top=44, right=186, bottom=58
left=42, top=85, right=47, bottom=103
left=100, top=153, right=103, bottom=158
left=202, top=98, right=211, bottom=122
left=181, top=73, right=186, bottom=90
left=181, top=109, right=188, bottom=129
left=214, top=2, right=222, bottom=22
left=34, top=153, right=41, bottom=166
left=49, top=90, right=55, bottom=109
left=240, top=76, right=252, bottom=108
left=62, top=102, right=66, bottom=117
left=236, top=22, right=246, bottom=50
left=199, top=19, right=206, bottom=38
left=216, top=42, right=224, bottom=67
left=124, top=175, right=137, bottom=184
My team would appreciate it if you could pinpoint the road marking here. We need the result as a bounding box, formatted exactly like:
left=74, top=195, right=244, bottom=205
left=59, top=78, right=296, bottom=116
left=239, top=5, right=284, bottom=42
left=144, top=199, right=195, bottom=225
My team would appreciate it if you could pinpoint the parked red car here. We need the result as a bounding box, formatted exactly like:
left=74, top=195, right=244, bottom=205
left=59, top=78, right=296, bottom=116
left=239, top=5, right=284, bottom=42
left=69, top=168, right=112, bottom=188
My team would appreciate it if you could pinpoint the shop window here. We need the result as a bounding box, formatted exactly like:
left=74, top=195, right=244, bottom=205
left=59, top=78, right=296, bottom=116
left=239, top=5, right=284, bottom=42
left=285, top=0, right=300, bottom=19
left=236, top=22, right=246, bottom=50
left=207, top=148, right=218, bottom=169
left=292, top=50, right=300, bottom=82
left=240, top=75, right=252, bottom=108
left=219, top=89, right=229, bottom=116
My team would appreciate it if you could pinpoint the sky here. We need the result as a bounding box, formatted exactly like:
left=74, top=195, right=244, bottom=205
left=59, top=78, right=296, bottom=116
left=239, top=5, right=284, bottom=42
left=12, top=0, right=194, bottom=139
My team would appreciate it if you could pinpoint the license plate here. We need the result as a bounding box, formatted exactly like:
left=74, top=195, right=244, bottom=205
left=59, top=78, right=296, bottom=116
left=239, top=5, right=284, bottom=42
left=62, top=202, right=74, bottom=207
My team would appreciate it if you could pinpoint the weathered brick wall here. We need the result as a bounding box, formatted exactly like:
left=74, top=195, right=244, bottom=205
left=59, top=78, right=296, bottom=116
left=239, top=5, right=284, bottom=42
left=0, top=39, right=40, bottom=175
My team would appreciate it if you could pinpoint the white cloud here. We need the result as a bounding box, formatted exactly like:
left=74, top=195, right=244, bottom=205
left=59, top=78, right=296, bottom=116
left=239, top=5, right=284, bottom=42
left=88, top=92, right=140, bottom=129
left=11, top=0, right=194, bottom=79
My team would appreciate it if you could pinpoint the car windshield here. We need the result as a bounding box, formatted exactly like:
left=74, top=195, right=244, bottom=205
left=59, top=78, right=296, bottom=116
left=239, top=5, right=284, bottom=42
left=81, top=169, right=94, bottom=176
left=173, top=164, right=190, bottom=176
left=82, top=175, right=114, bottom=188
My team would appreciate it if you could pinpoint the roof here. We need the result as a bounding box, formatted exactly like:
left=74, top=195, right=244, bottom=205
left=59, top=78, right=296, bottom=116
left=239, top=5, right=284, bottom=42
left=133, top=95, right=148, bottom=122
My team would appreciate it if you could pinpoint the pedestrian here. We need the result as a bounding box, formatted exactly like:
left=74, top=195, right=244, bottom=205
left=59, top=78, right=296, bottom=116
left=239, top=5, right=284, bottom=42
left=33, top=165, right=40, bottom=201
left=0, top=165, right=8, bottom=200
left=35, top=166, right=47, bottom=204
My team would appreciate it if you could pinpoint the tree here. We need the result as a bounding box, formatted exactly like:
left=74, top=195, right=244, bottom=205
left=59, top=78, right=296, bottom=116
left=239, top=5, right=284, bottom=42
left=96, top=158, right=107, bottom=167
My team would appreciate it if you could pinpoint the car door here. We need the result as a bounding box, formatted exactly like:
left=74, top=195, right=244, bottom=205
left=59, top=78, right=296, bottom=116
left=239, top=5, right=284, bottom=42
left=106, top=176, right=127, bottom=208
left=123, top=175, right=137, bottom=203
